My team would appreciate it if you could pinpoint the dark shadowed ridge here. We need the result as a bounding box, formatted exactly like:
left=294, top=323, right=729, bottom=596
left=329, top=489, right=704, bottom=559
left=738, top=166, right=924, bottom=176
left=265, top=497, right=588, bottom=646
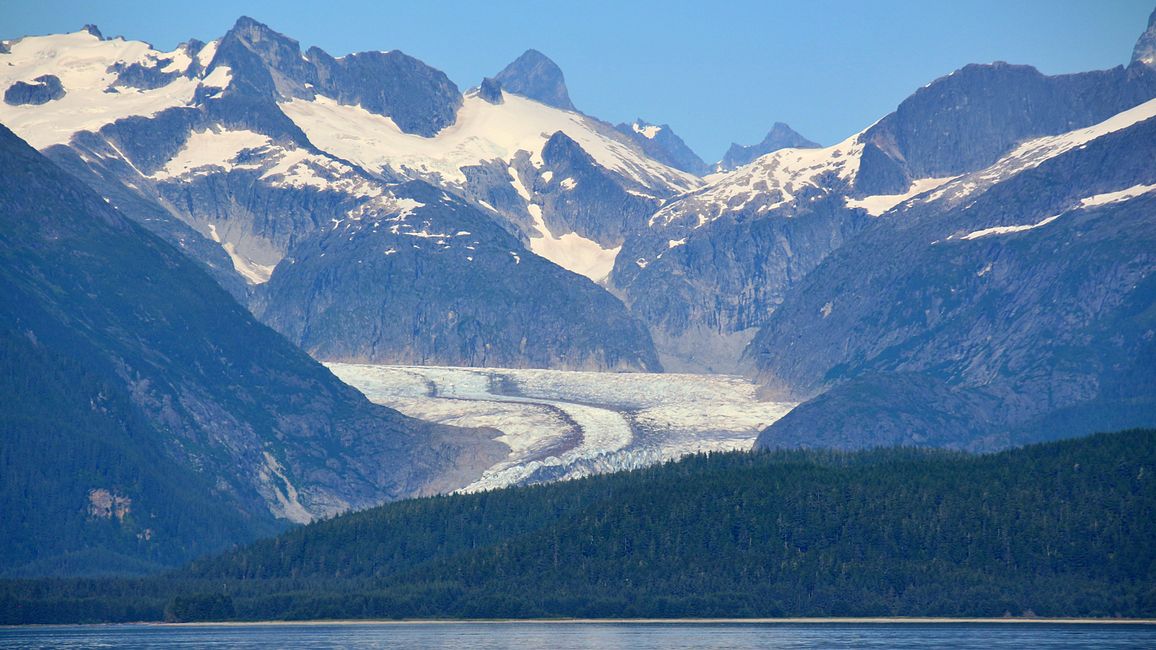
left=0, top=124, right=501, bottom=576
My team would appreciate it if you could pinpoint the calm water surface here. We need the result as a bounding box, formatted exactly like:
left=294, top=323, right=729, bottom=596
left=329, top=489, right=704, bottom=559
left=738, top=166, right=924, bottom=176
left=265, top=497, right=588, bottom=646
left=1, top=622, right=1153, bottom=649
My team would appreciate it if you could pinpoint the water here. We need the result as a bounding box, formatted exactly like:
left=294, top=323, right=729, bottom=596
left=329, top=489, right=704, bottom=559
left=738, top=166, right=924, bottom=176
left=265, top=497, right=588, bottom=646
left=1, top=622, right=1153, bottom=649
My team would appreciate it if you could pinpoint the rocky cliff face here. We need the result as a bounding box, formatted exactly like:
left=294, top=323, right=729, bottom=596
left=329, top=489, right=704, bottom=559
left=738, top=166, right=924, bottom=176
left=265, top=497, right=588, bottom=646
left=493, top=49, right=576, bottom=111
left=0, top=124, right=504, bottom=575
left=209, top=16, right=462, bottom=137
left=1131, top=8, right=1156, bottom=68
left=533, top=131, right=664, bottom=247
left=857, top=61, right=1156, bottom=193
left=617, top=196, right=871, bottom=372
left=255, top=181, right=661, bottom=370
left=3, top=74, right=64, bottom=105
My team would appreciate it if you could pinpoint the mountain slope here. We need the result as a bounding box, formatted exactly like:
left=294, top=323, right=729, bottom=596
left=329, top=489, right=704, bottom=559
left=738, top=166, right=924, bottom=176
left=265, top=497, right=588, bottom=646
left=612, top=51, right=1156, bottom=373
left=0, top=124, right=503, bottom=575
left=255, top=180, right=661, bottom=370
left=752, top=100, right=1156, bottom=451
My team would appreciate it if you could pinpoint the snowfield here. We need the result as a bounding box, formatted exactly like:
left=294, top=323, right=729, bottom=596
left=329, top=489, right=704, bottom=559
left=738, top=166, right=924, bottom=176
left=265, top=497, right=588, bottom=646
left=327, top=363, right=795, bottom=492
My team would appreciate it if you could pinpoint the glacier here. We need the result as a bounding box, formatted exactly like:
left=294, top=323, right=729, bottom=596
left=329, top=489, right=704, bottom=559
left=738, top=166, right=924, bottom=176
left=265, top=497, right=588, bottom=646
left=328, top=363, right=796, bottom=492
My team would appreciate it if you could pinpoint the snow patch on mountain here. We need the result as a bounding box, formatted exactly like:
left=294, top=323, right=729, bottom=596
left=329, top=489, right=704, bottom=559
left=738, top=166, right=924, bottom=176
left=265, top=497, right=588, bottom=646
left=527, top=204, right=620, bottom=283
left=153, top=128, right=270, bottom=179
left=205, top=223, right=277, bottom=284
left=0, top=30, right=204, bottom=148
left=1078, top=183, right=1156, bottom=207
left=950, top=183, right=1156, bottom=242
left=844, top=176, right=956, bottom=216
left=956, top=213, right=1064, bottom=240
left=925, top=98, right=1156, bottom=207
left=280, top=93, right=699, bottom=193
left=632, top=122, right=662, bottom=139
left=650, top=130, right=866, bottom=228
left=199, top=64, right=231, bottom=90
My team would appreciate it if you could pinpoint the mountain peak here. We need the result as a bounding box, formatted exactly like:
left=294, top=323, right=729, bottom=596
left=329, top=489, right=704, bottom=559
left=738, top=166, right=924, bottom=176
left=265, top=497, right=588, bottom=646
left=1132, top=8, right=1156, bottom=67
left=225, top=16, right=300, bottom=50
left=493, top=49, right=575, bottom=111
left=231, top=15, right=271, bottom=33
left=613, top=119, right=708, bottom=176
left=718, top=122, right=820, bottom=171
left=759, top=122, right=819, bottom=148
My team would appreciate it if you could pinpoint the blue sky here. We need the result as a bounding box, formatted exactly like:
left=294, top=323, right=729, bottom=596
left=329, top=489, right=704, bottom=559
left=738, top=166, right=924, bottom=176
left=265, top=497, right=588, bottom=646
left=2, top=1, right=1152, bottom=161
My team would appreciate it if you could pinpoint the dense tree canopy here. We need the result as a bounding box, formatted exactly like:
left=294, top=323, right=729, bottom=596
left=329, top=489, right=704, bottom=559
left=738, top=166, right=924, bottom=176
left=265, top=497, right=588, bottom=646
left=2, top=429, right=1153, bottom=623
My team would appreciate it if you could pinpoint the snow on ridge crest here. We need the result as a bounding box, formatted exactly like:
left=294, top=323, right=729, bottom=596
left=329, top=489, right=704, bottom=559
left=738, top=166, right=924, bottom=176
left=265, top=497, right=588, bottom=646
left=950, top=183, right=1156, bottom=241
left=279, top=93, right=700, bottom=194
left=844, top=176, right=957, bottom=216
left=923, top=98, right=1156, bottom=207
left=649, top=130, right=867, bottom=228
left=0, top=31, right=208, bottom=148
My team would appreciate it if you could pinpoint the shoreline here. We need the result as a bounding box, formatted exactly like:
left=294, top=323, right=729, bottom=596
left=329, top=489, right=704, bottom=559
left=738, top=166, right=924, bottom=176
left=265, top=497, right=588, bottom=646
left=8, top=617, right=1155, bottom=628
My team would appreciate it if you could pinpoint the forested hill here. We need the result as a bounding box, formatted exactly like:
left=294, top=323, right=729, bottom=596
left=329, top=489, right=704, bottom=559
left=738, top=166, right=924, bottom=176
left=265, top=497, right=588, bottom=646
left=3, top=430, right=1154, bottom=623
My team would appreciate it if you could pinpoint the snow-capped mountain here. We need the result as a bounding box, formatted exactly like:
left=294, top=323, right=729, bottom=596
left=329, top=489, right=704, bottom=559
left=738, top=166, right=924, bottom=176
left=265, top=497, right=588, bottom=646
left=610, top=49, right=1156, bottom=373
left=0, top=17, right=699, bottom=370
left=2, top=10, right=1154, bottom=457
left=753, top=96, right=1156, bottom=451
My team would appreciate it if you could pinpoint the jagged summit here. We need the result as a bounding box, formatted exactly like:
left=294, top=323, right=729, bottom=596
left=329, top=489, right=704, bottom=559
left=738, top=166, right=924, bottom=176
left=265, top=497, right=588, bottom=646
left=493, top=49, right=575, bottom=111
left=208, top=15, right=461, bottom=136
left=1133, top=8, right=1156, bottom=67
left=718, top=122, right=819, bottom=171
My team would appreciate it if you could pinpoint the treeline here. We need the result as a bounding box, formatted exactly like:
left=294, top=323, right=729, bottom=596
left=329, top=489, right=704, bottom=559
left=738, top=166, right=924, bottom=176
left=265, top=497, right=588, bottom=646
left=2, top=429, right=1153, bottom=623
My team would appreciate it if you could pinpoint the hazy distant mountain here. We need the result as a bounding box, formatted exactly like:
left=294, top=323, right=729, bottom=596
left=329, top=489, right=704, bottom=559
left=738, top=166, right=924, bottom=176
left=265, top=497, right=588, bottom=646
left=717, top=122, right=819, bottom=171
left=612, top=49, right=1156, bottom=374
left=615, top=119, right=709, bottom=176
